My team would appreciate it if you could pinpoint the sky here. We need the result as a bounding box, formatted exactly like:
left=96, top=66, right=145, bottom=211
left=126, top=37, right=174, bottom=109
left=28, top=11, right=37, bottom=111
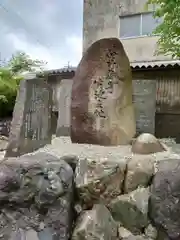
left=0, top=0, right=83, bottom=69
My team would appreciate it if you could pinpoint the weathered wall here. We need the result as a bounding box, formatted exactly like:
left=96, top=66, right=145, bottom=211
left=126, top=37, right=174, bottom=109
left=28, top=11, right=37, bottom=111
left=83, top=0, right=171, bottom=62
left=49, top=76, right=63, bottom=112
left=56, top=79, right=73, bottom=136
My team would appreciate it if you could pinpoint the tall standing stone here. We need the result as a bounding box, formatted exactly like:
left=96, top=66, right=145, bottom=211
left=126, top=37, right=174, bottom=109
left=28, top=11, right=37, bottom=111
left=71, top=38, right=136, bottom=145
left=56, top=79, right=73, bottom=136
left=132, top=80, right=156, bottom=135
left=5, top=77, right=53, bottom=157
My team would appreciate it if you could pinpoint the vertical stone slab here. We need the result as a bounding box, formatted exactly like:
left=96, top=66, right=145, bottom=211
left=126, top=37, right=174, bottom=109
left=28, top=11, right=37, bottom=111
left=133, top=80, right=156, bottom=135
left=56, top=80, right=73, bottom=137
left=71, top=38, right=136, bottom=145
left=5, top=78, right=53, bottom=157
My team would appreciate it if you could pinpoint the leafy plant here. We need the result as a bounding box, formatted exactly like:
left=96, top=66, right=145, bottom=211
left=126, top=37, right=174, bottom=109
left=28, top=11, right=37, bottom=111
left=0, top=51, right=46, bottom=117
left=146, top=0, right=180, bottom=58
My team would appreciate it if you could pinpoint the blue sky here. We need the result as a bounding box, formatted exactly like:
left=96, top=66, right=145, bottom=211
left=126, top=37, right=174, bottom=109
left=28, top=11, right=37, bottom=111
left=0, top=0, right=83, bottom=69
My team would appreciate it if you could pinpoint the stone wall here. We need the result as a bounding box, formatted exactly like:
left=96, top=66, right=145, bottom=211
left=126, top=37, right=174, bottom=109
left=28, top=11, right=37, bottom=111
left=1, top=134, right=180, bottom=239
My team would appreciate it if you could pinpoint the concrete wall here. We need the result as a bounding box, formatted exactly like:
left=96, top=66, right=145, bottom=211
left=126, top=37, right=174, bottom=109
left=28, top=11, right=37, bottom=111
left=83, top=0, right=171, bottom=62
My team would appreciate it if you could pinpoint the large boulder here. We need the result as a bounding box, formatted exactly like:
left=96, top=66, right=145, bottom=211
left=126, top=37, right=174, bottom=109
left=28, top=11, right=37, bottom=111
left=75, top=158, right=126, bottom=209
left=71, top=37, right=136, bottom=145
left=149, top=158, right=180, bottom=239
left=132, top=133, right=165, bottom=154
left=72, top=204, right=118, bottom=240
left=0, top=152, right=74, bottom=240
left=110, top=187, right=150, bottom=234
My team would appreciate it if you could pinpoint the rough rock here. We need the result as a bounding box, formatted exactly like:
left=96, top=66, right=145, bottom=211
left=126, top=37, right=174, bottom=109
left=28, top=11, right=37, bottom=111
left=144, top=224, right=157, bottom=239
left=0, top=136, right=8, bottom=151
left=132, top=133, right=165, bottom=154
left=110, top=187, right=150, bottom=234
left=118, top=226, right=154, bottom=240
left=0, top=152, right=74, bottom=240
left=149, top=158, right=180, bottom=240
left=60, top=154, right=79, bottom=171
left=123, top=235, right=152, bottom=240
left=124, top=155, right=155, bottom=193
left=118, top=226, right=133, bottom=238
left=72, top=204, right=118, bottom=240
left=71, top=37, right=136, bottom=145
left=75, top=158, right=126, bottom=209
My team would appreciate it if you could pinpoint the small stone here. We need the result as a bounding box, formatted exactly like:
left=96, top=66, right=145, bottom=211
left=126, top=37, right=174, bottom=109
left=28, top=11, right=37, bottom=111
left=132, top=133, right=165, bottom=154
left=144, top=224, right=157, bottom=239
left=118, top=226, right=133, bottom=238
left=110, top=187, right=150, bottom=234
left=123, top=235, right=152, bottom=240
left=72, top=204, right=118, bottom=240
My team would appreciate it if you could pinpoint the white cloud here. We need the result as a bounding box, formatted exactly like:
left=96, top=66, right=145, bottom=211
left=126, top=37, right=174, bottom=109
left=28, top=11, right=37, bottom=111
left=66, top=35, right=82, bottom=66
left=5, top=32, right=82, bottom=70
left=0, top=0, right=83, bottom=70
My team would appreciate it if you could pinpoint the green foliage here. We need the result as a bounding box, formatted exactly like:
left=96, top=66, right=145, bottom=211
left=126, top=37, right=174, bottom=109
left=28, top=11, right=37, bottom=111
left=7, top=51, right=47, bottom=74
left=0, top=68, right=23, bottom=117
left=146, top=0, right=180, bottom=58
left=0, top=51, right=46, bottom=117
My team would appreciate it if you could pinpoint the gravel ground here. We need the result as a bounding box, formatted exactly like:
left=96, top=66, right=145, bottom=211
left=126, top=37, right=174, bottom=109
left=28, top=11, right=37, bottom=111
left=0, top=136, right=179, bottom=163
left=31, top=137, right=180, bottom=163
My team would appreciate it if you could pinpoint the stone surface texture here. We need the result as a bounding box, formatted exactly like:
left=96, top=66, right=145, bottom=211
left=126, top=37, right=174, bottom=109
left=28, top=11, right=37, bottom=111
left=124, top=154, right=155, bottom=193
left=5, top=78, right=53, bottom=158
left=110, top=187, right=150, bottom=234
left=71, top=37, right=136, bottom=146
left=149, top=158, right=180, bottom=240
left=132, top=133, right=166, bottom=154
left=72, top=204, right=118, bottom=240
left=0, top=136, right=179, bottom=239
left=0, top=152, right=74, bottom=240
left=75, top=157, right=126, bottom=209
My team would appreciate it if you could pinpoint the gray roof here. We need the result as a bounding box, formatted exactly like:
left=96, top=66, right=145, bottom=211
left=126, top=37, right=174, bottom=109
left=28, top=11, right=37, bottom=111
left=131, top=60, right=180, bottom=69
left=44, top=60, right=180, bottom=75
left=44, top=67, right=76, bottom=75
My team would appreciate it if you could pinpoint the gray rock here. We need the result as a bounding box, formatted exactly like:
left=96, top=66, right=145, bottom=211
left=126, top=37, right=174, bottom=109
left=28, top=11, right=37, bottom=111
left=75, top=158, right=126, bottom=209
left=144, top=224, right=157, bottom=239
left=118, top=226, right=153, bottom=240
left=9, top=228, right=39, bottom=240
left=132, top=133, right=165, bottom=155
left=149, top=158, right=180, bottom=240
left=0, top=152, right=74, bottom=240
left=118, top=226, right=133, bottom=238
left=123, top=235, right=151, bottom=240
left=60, top=154, right=79, bottom=171
left=124, top=155, right=155, bottom=193
left=72, top=204, right=118, bottom=240
left=110, top=187, right=150, bottom=234
left=0, top=137, right=8, bottom=151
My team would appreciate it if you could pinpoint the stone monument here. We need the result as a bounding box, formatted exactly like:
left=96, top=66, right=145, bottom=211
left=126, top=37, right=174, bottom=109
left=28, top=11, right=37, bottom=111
left=56, top=79, right=73, bottom=136
left=5, top=77, right=53, bottom=157
left=71, top=37, right=136, bottom=145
